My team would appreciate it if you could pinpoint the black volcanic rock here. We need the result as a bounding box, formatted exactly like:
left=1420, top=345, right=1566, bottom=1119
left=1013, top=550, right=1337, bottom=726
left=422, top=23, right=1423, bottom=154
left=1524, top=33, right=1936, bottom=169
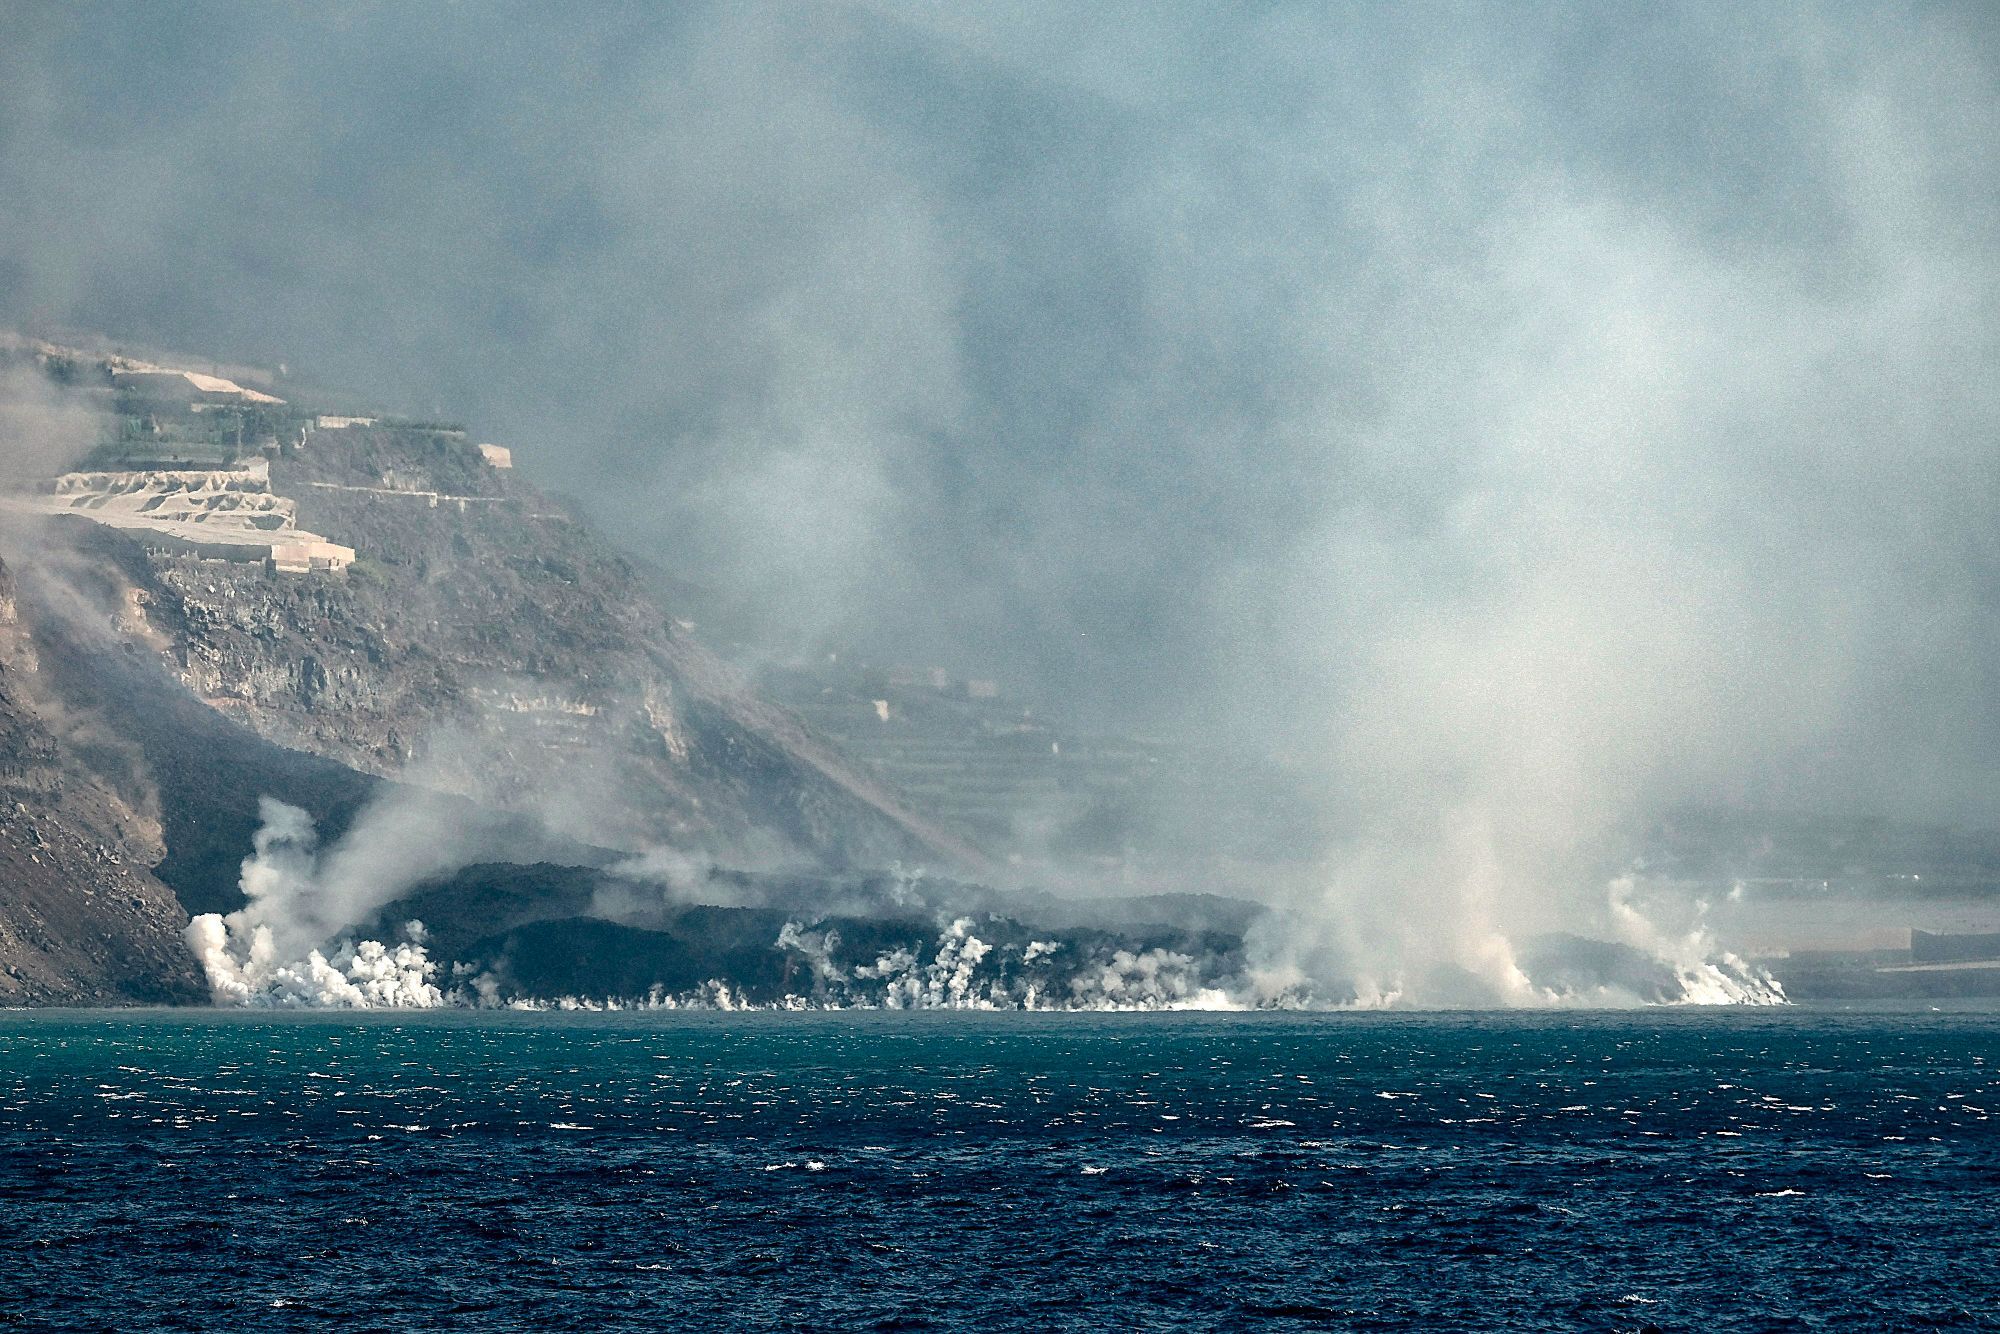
left=373, top=862, right=609, bottom=963
left=360, top=855, right=1258, bottom=1007
left=463, top=918, right=724, bottom=1001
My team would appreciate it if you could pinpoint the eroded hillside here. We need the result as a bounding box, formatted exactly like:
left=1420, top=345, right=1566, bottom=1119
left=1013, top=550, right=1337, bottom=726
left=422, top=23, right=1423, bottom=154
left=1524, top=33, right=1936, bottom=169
left=101, top=422, right=984, bottom=875
left=0, top=555, right=203, bottom=1004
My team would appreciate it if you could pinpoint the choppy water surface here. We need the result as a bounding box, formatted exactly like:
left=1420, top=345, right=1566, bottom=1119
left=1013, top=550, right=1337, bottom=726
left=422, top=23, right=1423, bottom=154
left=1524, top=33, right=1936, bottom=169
left=2, top=1010, right=1997, bottom=1331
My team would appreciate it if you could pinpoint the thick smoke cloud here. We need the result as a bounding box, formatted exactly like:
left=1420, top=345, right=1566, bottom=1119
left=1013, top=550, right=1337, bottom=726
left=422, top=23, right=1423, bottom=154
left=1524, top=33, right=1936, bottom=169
left=3, top=3, right=1998, bottom=998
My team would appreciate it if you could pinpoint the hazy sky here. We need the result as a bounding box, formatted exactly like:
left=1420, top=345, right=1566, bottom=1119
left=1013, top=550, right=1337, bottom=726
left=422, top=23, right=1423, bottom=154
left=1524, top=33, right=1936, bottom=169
left=3, top=0, right=1997, bottom=840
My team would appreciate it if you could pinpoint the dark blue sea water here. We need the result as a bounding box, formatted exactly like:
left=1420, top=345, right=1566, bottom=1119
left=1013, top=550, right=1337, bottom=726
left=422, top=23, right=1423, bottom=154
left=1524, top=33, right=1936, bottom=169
left=3, top=1009, right=1997, bottom=1332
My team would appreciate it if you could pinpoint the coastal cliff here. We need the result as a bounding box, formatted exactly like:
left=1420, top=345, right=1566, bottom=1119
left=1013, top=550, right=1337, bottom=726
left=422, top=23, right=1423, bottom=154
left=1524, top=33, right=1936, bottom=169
left=0, top=339, right=991, bottom=1003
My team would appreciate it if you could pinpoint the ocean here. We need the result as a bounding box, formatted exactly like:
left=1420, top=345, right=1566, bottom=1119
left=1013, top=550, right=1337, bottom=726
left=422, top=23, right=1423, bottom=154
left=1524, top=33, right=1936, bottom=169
left=2, top=1009, right=1996, bottom=1331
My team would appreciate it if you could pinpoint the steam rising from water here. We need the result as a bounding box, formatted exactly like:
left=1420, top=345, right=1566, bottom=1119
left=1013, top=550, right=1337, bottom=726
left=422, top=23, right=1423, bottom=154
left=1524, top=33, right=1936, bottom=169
left=186, top=798, right=450, bottom=1008
left=1604, top=877, right=1783, bottom=1007
left=190, top=795, right=1778, bottom=1010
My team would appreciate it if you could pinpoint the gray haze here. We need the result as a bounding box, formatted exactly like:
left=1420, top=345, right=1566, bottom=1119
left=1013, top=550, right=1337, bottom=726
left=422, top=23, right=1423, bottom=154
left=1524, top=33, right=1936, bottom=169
left=2, top=0, right=1997, bottom=863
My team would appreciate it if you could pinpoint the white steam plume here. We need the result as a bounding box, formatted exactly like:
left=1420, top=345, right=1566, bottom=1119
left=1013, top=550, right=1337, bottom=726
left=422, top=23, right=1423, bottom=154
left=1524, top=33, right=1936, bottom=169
left=1603, top=877, right=1783, bottom=1007
left=185, top=794, right=487, bottom=1008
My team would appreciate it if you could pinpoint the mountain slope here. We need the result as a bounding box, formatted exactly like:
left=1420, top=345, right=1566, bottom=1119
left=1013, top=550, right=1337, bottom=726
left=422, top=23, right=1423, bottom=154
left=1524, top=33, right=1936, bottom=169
left=130, top=422, right=986, bottom=875
left=0, top=555, right=203, bottom=1004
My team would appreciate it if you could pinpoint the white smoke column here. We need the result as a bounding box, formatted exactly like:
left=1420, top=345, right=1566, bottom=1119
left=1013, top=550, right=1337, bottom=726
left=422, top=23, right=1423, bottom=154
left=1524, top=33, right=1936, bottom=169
left=823, top=924, right=1246, bottom=1011
left=185, top=796, right=461, bottom=1007
left=310, top=786, right=508, bottom=944
left=850, top=919, right=998, bottom=1009
left=227, top=796, right=325, bottom=962
left=927, top=918, right=992, bottom=1007
left=596, top=844, right=766, bottom=914
left=186, top=913, right=445, bottom=1008
left=863, top=918, right=995, bottom=1009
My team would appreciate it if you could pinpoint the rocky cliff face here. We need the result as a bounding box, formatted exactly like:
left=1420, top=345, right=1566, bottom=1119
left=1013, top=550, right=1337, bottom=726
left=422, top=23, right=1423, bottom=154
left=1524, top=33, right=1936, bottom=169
left=0, top=556, right=204, bottom=1004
